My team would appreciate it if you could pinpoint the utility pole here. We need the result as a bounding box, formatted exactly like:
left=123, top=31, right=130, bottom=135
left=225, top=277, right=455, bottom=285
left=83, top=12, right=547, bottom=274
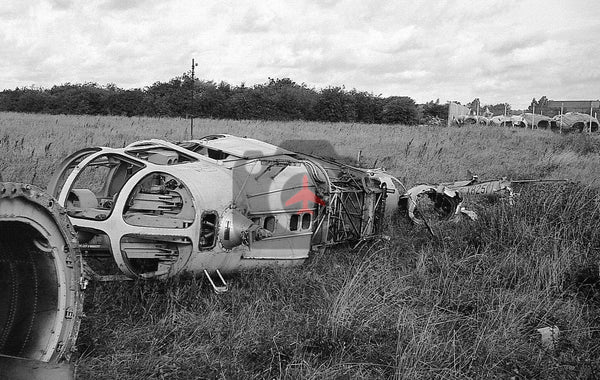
left=590, top=103, right=594, bottom=133
left=190, top=58, right=198, bottom=139
left=560, top=103, right=564, bottom=134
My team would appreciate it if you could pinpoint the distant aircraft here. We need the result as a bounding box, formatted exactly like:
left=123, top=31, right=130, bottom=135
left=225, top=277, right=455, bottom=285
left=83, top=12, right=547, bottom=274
left=285, top=174, right=326, bottom=215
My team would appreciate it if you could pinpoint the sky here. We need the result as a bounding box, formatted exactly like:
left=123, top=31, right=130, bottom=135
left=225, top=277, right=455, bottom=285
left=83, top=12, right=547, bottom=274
left=1, top=0, right=598, bottom=109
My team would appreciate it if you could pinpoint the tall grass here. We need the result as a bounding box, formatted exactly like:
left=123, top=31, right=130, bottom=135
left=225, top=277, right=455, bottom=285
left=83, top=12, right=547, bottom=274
left=1, top=112, right=599, bottom=379
left=75, top=185, right=600, bottom=379
left=2, top=112, right=599, bottom=188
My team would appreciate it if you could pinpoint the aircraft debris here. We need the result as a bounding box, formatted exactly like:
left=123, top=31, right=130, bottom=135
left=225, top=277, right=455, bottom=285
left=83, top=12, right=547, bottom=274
left=550, top=112, right=599, bottom=133
left=400, top=183, right=464, bottom=225
left=489, top=115, right=527, bottom=128
left=0, top=182, right=82, bottom=380
left=537, top=326, right=560, bottom=350
left=40, top=134, right=403, bottom=281
left=401, top=175, right=571, bottom=225
left=521, top=113, right=552, bottom=129
left=453, top=114, right=489, bottom=127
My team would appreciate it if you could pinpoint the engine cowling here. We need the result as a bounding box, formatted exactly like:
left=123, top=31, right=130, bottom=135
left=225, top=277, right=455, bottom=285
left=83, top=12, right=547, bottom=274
left=0, top=182, right=83, bottom=379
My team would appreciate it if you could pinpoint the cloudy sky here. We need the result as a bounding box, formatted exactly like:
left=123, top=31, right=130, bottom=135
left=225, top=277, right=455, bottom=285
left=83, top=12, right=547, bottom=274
left=1, top=0, right=598, bottom=109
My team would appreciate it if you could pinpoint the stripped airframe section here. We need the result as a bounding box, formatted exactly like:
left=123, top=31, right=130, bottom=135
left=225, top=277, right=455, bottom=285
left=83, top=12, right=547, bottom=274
left=401, top=176, right=570, bottom=226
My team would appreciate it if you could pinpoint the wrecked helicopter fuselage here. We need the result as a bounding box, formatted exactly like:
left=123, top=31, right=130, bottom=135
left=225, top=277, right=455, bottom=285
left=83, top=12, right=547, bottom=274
left=44, top=134, right=405, bottom=284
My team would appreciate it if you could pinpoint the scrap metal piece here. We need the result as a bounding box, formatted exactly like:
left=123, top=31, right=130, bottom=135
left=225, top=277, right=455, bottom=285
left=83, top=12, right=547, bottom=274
left=550, top=112, right=599, bottom=133
left=401, top=184, right=464, bottom=225
left=537, top=326, right=560, bottom=350
left=490, top=115, right=526, bottom=128
left=452, top=114, right=489, bottom=127
left=445, top=176, right=571, bottom=199
left=402, top=175, right=571, bottom=226
left=521, top=113, right=552, bottom=129
left=0, top=182, right=83, bottom=379
left=459, top=207, right=478, bottom=220
left=442, top=177, right=514, bottom=197
left=464, top=115, right=489, bottom=126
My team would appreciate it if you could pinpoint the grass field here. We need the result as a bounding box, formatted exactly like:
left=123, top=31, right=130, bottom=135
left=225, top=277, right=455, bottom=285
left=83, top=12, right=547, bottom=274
left=1, top=112, right=599, bottom=379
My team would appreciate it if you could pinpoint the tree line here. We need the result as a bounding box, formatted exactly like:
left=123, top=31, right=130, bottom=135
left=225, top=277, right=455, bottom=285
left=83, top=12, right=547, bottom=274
left=0, top=76, right=449, bottom=125
left=527, top=96, right=560, bottom=117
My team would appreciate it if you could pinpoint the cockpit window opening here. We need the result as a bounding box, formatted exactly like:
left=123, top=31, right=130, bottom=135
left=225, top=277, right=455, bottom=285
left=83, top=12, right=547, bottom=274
left=175, top=142, right=231, bottom=160
left=125, top=147, right=196, bottom=165
left=66, top=154, right=143, bottom=220
left=207, top=149, right=229, bottom=160
left=49, top=148, right=101, bottom=199
left=201, top=135, right=227, bottom=141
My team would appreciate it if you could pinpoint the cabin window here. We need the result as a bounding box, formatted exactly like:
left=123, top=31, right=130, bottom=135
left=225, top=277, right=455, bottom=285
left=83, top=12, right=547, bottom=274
left=199, top=212, right=218, bottom=248
left=302, top=213, right=311, bottom=230
left=289, top=214, right=299, bottom=231
left=264, top=216, right=276, bottom=232
left=289, top=213, right=311, bottom=231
